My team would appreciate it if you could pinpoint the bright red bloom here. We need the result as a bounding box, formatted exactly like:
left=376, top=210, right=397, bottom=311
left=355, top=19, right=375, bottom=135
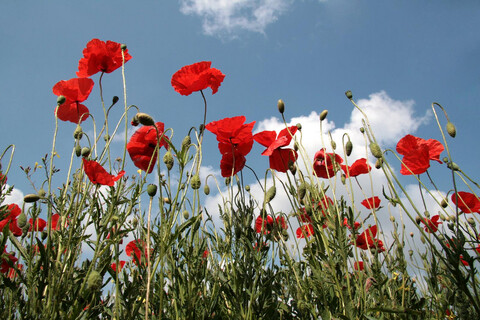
left=7, top=263, right=22, bottom=279
left=220, top=152, right=247, bottom=178
left=0, top=204, right=22, bottom=237
left=361, top=196, right=381, bottom=210
left=77, top=39, right=132, bottom=77
left=313, top=149, right=343, bottom=179
left=206, top=116, right=255, bottom=156
left=342, top=158, right=371, bottom=177
left=255, top=215, right=274, bottom=234
left=52, top=78, right=94, bottom=123
left=354, top=261, right=364, bottom=271
left=343, top=217, right=361, bottom=230
left=29, top=218, right=47, bottom=232
left=1, top=247, right=18, bottom=274
left=396, top=134, right=444, bottom=175
left=126, top=239, right=152, bottom=265
left=127, top=122, right=170, bottom=173
left=355, top=225, right=385, bottom=252
left=111, top=261, right=126, bottom=272
left=421, top=215, right=442, bottom=233
left=171, top=61, right=225, bottom=96
left=253, top=126, right=298, bottom=172
left=296, top=224, right=314, bottom=238
left=82, top=158, right=125, bottom=186
left=451, top=192, right=480, bottom=214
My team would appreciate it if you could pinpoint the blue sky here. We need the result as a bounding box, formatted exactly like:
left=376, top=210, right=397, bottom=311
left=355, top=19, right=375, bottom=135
left=1, top=0, right=479, bottom=209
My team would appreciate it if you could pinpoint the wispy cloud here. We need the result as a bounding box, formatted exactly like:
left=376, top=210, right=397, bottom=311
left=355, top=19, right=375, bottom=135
left=179, top=0, right=291, bottom=37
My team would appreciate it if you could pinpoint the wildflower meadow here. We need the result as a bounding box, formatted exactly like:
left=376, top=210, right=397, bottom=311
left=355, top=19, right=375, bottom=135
left=1, top=38, right=479, bottom=319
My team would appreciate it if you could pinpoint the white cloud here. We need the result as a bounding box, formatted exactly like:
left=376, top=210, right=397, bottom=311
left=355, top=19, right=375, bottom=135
left=179, top=0, right=291, bottom=37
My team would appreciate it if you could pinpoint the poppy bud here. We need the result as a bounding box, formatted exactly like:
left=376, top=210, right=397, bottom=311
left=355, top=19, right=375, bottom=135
left=442, top=157, right=448, bottom=163
left=296, top=123, right=302, bottom=130
left=341, top=173, right=346, bottom=185
left=136, top=113, right=155, bottom=126
left=298, top=183, right=306, bottom=200
left=38, top=188, right=46, bottom=198
left=424, top=210, right=430, bottom=218
left=24, top=194, right=40, bottom=203
left=360, top=127, right=365, bottom=134
left=440, top=199, right=448, bottom=208
left=415, top=216, right=422, bottom=225
left=57, top=95, right=66, bottom=105
left=74, top=125, right=83, bottom=140
left=112, top=96, right=119, bottom=105
left=265, top=186, right=276, bottom=203
left=409, top=232, right=414, bottom=238
left=191, top=174, right=201, bottom=190
left=420, top=236, right=426, bottom=244
left=225, top=177, right=231, bottom=185
left=245, top=185, right=250, bottom=192
left=87, top=270, right=103, bottom=291
left=17, top=212, right=27, bottom=229
left=345, top=90, right=353, bottom=99
left=204, top=184, right=210, bottom=195
left=369, top=143, right=382, bottom=159
left=277, top=99, right=285, bottom=114
left=467, top=217, right=475, bottom=226
left=104, top=134, right=110, bottom=142
left=132, top=217, right=138, bottom=228
left=448, top=223, right=455, bottom=231
left=447, top=162, right=460, bottom=171
left=320, top=110, right=328, bottom=121
left=446, top=121, right=456, bottom=138
left=345, top=141, right=353, bottom=156
left=75, top=145, right=82, bottom=157
left=390, top=216, right=395, bottom=222
left=294, top=142, right=299, bottom=151
left=147, top=184, right=157, bottom=197
left=199, top=124, right=205, bottom=135
left=183, top=210, right=189, bottom=219
left=288, top=161, right=296, bottom=175
left=121, top=44, right=127, bottom=50
left=182, top=135, right=191, bottom=149
left=375, top=158, right=383, bottom=169
left=163, top=197, right=171, bottom=204
left=81, top=147, right=90, bottom=157
left=331, top=140, right=337, bottom=150
left=163, top=151, right=174, bottom=171
left=131, top=115, right=139, bottom=126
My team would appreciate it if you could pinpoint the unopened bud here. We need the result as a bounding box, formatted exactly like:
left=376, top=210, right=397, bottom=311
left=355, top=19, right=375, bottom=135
left=277, top=99, right=285, bottom=114
left=191, top=174, right=201, bottom=190
left=442, top=157, right=449, bottom=163
left=87, top=270, right=103, bottom=291
left=182, top=135, right=191, bottom=149
left=446, top=122, right=456, bottom=138
left=112, top=96, right=119, bottom=104
left=225, top=177, right=231, bottom=185
left=448, top=223, right=455, bottom=231
left=132, top=218, right=138, bottom=228
left=447, top=162, right=460, bottom=171
left=294, top=142, right=299, bottom=151
left=121, top=44, right=127, bottom=50
left=369, top=143, right=383, bottom=159
left=147, top=184, right=157, bottom=197
left=75, top=145, right=82, bottom=157
left=17, top=212, right=27, bottom=229
left=163, top=151, right=174, bottom=171
left=390, top=216, right=395, bottom=222
left=38, top=188, right=46, bottom=198
left=183, top=210, right=189, bottom=220
left=104, top=134, right=110, bottom=142
left=331, top=140, right=337, bottom=150
left=163, top=197, right=171, bottom=204
left=74, top=125, right=83, bottom=140
left=265, top=186, right=276, bottom=203
left=415, top=216, right=422, bottom=225
left=24, top=194, right=40, bottom=203
left=320, top=110, right=328, bottom=121
left=245, top=185, right=250, bottom=192
left=57, top=95, right=66, bottom=105
left=297, top=183, right=306, bottom=200
left=360, top=127, right=365, bottom=134
left=410, top=232, right=414, bottom=238
left=81, top=147, right=90, bottom=157
left=288, top=161, right=297, bottom=175
left=440, top=199, right=448, bottom=208
left=296, top=123, right=302, bottom=130
left=424, top=210, right=430, bottom=218
left=345, top=90, right=353, bottom=99
left=341, top=174, right=346, bottom=185
left=375, top=158, right=383, bottom=169
left=136, top=113, right=155, bottom=126
left=420, top=236, right=426, bottom=244
left=204, top=184, right=210, bottom=195
left=131, top=115, right=139, bottom=126
left=467, top=217, right=475, bottom=226
left=345, top=141, right=353, bottom=156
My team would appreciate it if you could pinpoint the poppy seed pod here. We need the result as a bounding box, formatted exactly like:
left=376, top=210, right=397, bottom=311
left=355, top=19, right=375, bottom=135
left=345, top=141, right=353, bottom=156
left=265, top=186, right=276, bottom=203
left=446, top=121, right=456, bottom=138
left=345, top=90, right=353, bottom=99
left=369, top=143, right=383, bottom=159
left=277, top=99, right=285, bottom=114
left=81, top=147, right=90, bottom=157
left=87, top=270, right=103, bottom=291
left=147, top=184, right=157, bottom=197
left=24, top=194, right=40, bottom=203
left=57, top=95, right=66, bottom=105
left=163, top=150, right=174, bottom=171
left=136, top=113, right=155, bottom=126
left=320, top=110, right=328, bottom=121
left=191, top=174, right=201, bottom=190
left=204, top=184, right=210, bottom=195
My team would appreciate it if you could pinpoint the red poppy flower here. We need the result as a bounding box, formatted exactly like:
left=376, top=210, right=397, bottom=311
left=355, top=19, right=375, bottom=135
left=171, top=61, right=225, bottom=96
left=0, top=247, right=18, bottom=274
left=52, top=78, right=94, bottom=123
left=206, top=116, right=255, bottom=156
left=50, top=213, right=66, bottom=231
left=342, top=158, right=371, bottom=177
left=127, top=122, right=169, bottom=173
left=343, top=217, right=361, bottom=230
left=451, top=192, right=480, bottom=213
left=0, top=204, right=22, bottom=237
left=355, top=225, right=385, bottom=252
left=7, top=263, right=22, bottom=279
left=361, top=196, right=381, bottom=210
left=82, top=158, right=125, bottom=186
left=296, top=224, right=314, bottom=238
left=220, top=151, right=247, bottom=178
left=421, top=215, right=442, bottom=233
left=29, top=218, right=47, bottom=232
left=253, top=126, right=298, bottom=172
left=396, top=134, right=444, bottom=175
left=316, top=196, right=334, bottom=216
left=255, top=215, right=274, bottom=234
left=111, top=261, right=126, bottom=272
left=126, top=239, right=151, bottom=265
left=77, top=39, right=132, bottom=78
left=313, top=149, right=343, bottom=179
left=298, top=209, right=312, bottom=224
left=354, top=261, right=364, bottom=271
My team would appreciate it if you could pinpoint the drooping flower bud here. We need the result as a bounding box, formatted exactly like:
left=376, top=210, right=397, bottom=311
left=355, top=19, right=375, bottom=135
left=121, top=44, right=127, bottom=51
left=359, top=127, right=365, bottom=134
left=440, top=199, right=448, bottom=208
left=24, top=194, right=40, bottom=203
left=57, top=95, right=66, bottom=105
left=296, top=123, right=302, bottom=130
left=17, top=212, right=27, bottom=229
left=147, top=184, right=157, bottom=197
left=87, top=270, right=103, bottom=291
left=38, top=188, right=46, bottom=198
left=467, top=217, right=475, bottom=226
left=369, top=143, right=383, bottom=159
left=447, top=162, right=460, bottom=171
left=81, top=147, right=90, bottom=157
left=190, top=174, right=201, bottom=190
left=245, top=185, right=250, bottom=192
left=131, top=115, right=139, bottom=126
left=375, top=158, right=383, bottom=169
left=345, top=141, right=353, bottom=156
left=182, top=135, right=191, bottom=149
left=75, top=145, right=82, bottom=157
left=288, top=161, right=297, bottom=175
left=112, top=96, right=119, bottom=105
left=297, top=183, right=306, bottom=200
left=183, top=210, right=189, bottom=220
left=73, top=125, right=83, bottom=140
left=415, top=216, right=422, bottom=225
left=345, top=90, right=353, bottom=99
left=331, top=140, right=337, bottom=150
left=320, top=110, right=328, bottom=121
left=277, top=99, right=285, bottom=114
left=104, top=134, right=110, bottom=142
left=265, top=186, right=276, bottom=203
left=163, top=150, right=174, bottom=171
left=135, top=113, right=155, bottom=126
left=446, top=122, right=456, bottom=138
left=341, top=174, right=346, bottom=185
left=204, top=184, right=210, bottom=195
